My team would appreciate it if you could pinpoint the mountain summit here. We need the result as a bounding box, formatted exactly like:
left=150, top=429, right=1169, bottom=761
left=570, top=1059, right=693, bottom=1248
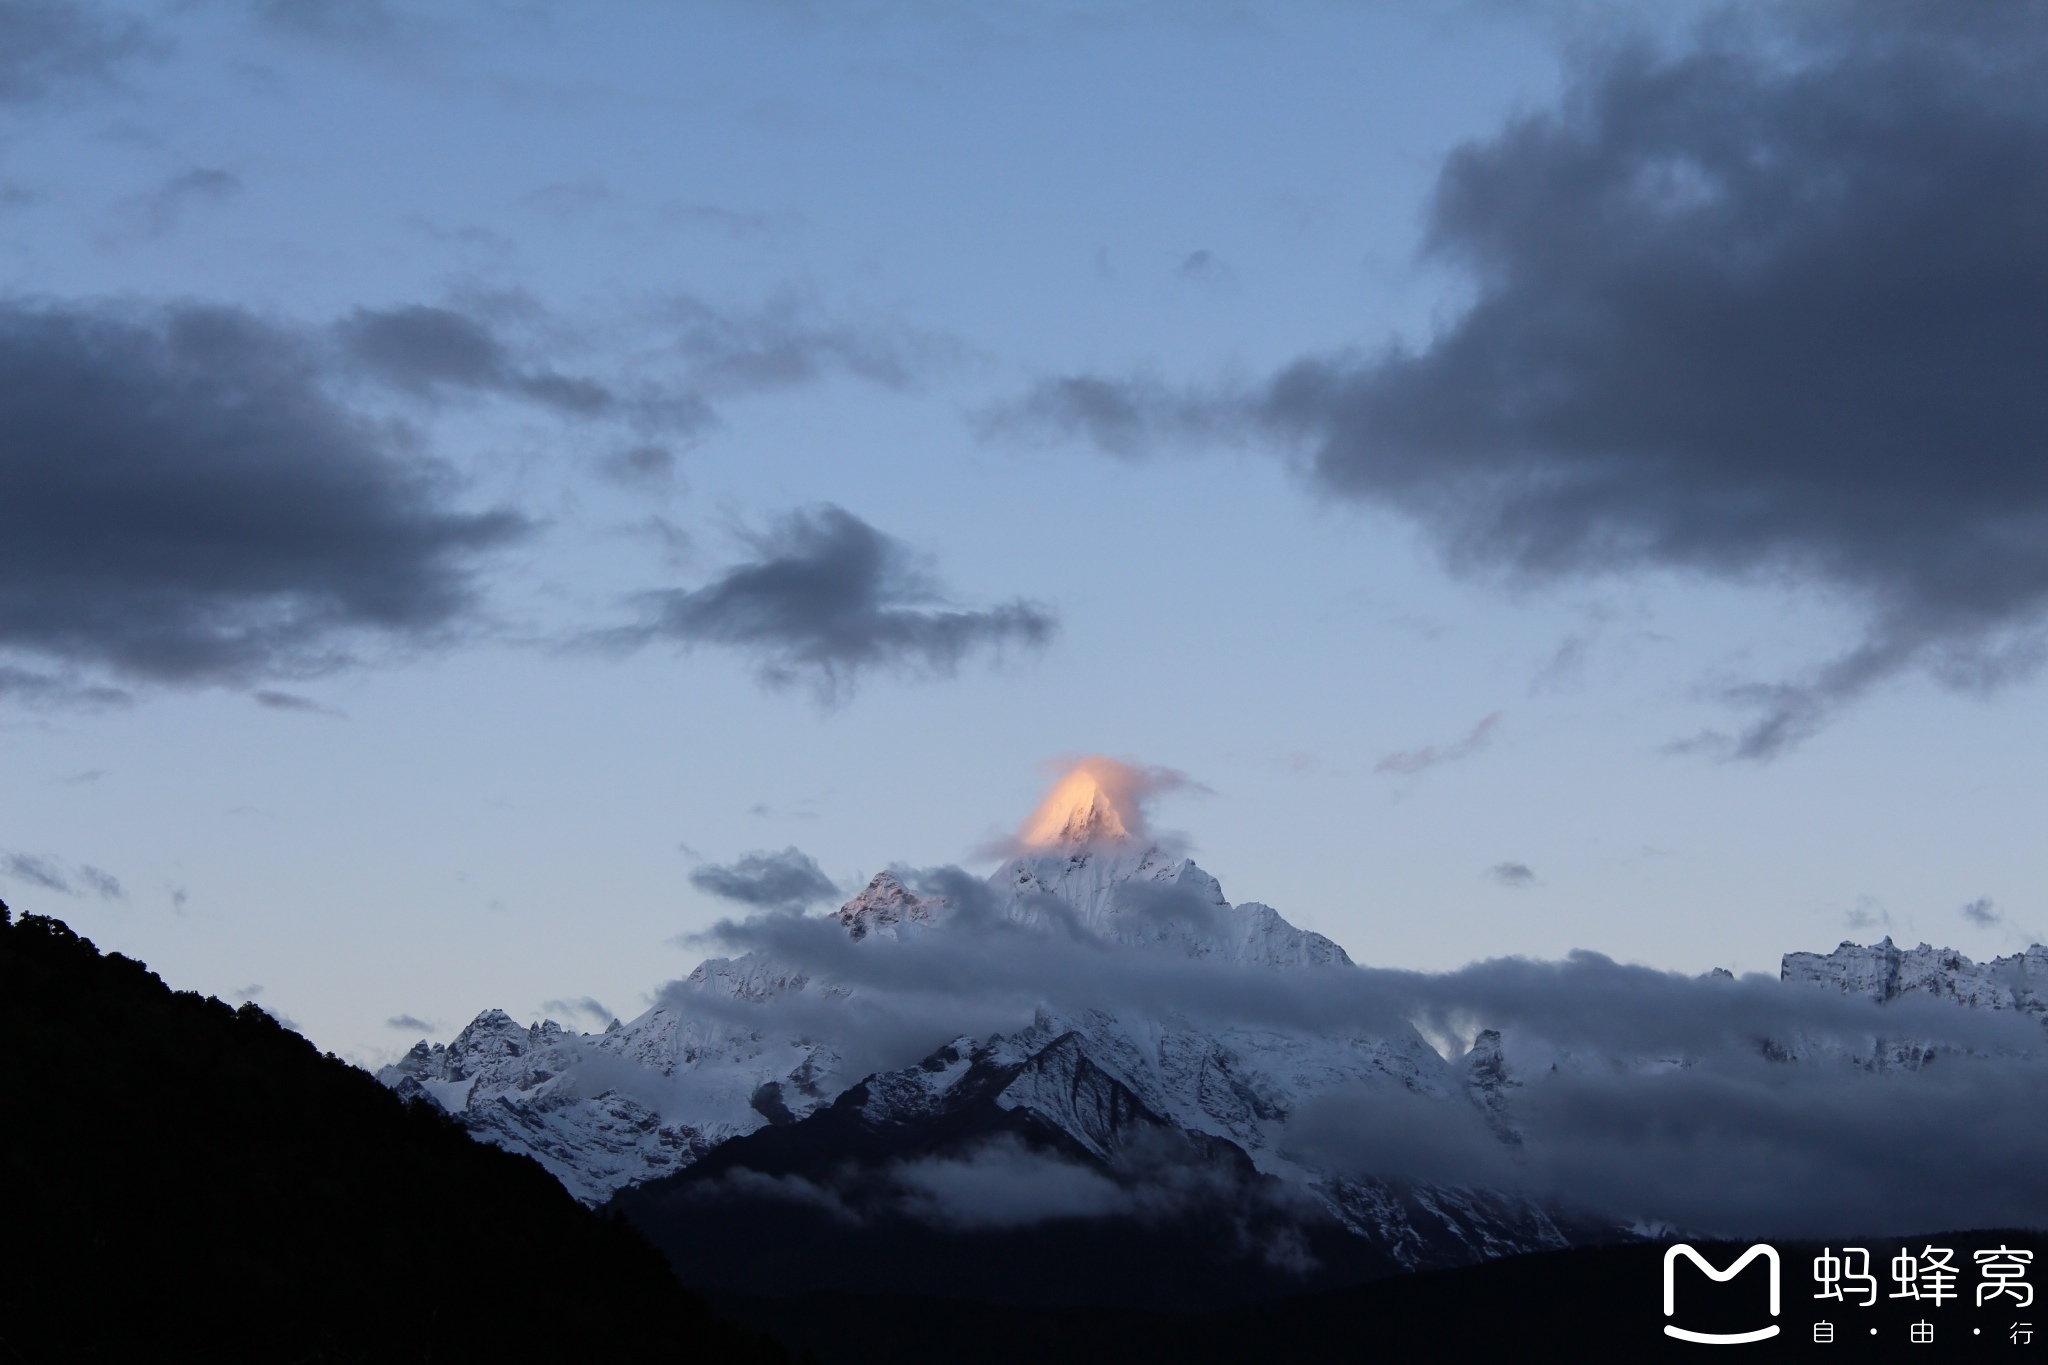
left=1018, top=760, right=1137, bottom=847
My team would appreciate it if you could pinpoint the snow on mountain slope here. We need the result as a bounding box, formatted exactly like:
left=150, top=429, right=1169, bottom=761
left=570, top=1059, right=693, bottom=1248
left=380, top=836, right=1441, bottom=1210
left=1783, top=936, right=2048, bottom=1018
left=383, top=929, right=852, bottom=1203
left=998, top=842, right=1353, bottom=968
left=382, top=817, right=2048, bottom=1230
left=1758, top=935, right=2048, bottom=1076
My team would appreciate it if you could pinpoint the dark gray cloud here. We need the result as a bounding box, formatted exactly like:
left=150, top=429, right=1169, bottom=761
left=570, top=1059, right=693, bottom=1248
left=1294, top=1048, right=2048, bottom=1241
left=616, top=505, right=1056, bottom=700
left=0, top=1, right=155, bottom=103
left=689, top=847, right=840, bottom=914
left=75, top=864, right=122, bottom=900
left=1006, top=3, right=2048, bottom=757
left=0, top=299, right=526, bottom=689
left=385, top=1013, right=434, bottom=1032
left=1486, top=861, right=1535, bottom=888
left=1962, top=896, right=2002, bottom=928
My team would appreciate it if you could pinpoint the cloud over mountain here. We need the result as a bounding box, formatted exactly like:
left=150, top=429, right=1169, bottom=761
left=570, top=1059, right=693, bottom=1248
left=679, top=867, right=2048, bottom=1239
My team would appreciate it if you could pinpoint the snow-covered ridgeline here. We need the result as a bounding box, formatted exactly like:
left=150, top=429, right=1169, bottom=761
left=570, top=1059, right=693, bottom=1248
left=382, top=841, right=1415, bottom=1205
left=382, top=840, right=2048, bottom=1217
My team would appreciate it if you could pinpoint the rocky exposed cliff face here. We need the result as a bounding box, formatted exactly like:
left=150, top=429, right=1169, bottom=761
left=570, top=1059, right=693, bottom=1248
left=1782, top=937, right=2048, bottom=1018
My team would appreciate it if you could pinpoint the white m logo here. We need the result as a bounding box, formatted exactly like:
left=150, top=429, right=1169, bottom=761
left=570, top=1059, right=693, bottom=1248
left=1662, top=1243, right=1781, bottom=1344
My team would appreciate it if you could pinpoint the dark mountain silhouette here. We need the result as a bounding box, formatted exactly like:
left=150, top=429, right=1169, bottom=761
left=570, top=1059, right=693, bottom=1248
left=706, top=1234, right=2048, bottom=1364
left=0, top=904, right=792, bottom=1365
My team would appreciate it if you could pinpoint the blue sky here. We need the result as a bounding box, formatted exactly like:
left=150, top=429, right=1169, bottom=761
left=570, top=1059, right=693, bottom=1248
left=4, top=0, right=2046, bottom=1064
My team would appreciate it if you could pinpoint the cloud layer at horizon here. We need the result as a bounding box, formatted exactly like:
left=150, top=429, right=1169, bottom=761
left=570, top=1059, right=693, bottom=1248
left=663, top=861, right=2048, bottom=1241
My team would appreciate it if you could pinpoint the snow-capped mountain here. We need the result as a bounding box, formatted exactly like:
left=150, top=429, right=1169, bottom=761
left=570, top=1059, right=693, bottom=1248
left=381, top=830, right=1546, bottom=1251
left=1783, top=936, right=2048, bottom=1018
left=382, top=799, right=2048, bottom=1256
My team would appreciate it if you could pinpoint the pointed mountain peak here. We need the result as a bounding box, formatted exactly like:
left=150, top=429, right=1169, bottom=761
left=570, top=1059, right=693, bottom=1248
left=832, top=870, right=940, bottom=941
left=1021, top=764, right=1134, bottom=849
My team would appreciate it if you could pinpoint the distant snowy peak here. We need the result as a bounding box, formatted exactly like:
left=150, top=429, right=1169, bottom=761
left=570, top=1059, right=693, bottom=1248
left=831, top=870, right=940, bottom=942
left=382, top=1008, right=726, bottom=1204
left=1782, top=936, right=2048, bottom=1019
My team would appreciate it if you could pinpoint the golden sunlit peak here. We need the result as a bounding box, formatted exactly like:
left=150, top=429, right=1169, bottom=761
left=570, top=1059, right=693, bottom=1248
left=1019, top=758, right=1140, bottom=848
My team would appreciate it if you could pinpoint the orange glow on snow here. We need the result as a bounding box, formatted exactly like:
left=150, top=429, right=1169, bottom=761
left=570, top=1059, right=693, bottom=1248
left=1019, top=758, right=1138, bottom=848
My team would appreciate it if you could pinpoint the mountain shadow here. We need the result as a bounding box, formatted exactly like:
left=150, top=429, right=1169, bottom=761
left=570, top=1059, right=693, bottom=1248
left=0, top=904, right=792, bottom=1365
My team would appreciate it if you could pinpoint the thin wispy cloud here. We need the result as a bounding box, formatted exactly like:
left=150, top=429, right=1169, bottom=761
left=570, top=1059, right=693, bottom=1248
left=2, top=852, right=70, bottom=893
left=1375, top=713, right=1500, bottom=776
left=253, top=690, right=345, bottom=717
left=539, top=996, right=615, bottom=1028
left=104, top=168, right=242, bottom=244
left=0, top=851, right=122, bottom=899
left=663, top=289, right=960, bottom=394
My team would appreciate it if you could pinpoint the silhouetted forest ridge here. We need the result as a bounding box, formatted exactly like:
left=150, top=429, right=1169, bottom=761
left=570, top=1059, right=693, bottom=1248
left=0, top=904, right=793, bottom=1365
